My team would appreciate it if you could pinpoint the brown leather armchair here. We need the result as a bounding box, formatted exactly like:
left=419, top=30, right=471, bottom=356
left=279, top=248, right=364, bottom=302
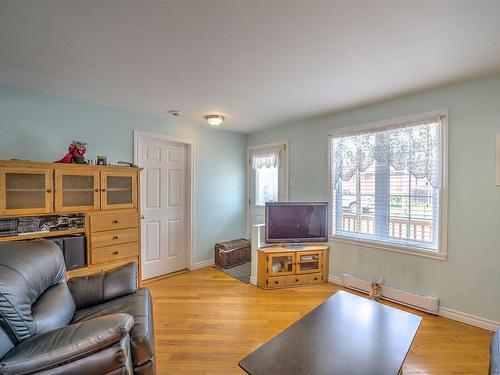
left=0, top=240, right=155, bottom=374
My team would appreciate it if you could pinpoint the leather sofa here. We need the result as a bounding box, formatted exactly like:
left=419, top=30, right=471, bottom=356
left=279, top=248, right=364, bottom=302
left=0, top=240, right=155, bottom=374
left=492, top=329, right=500, bottom=375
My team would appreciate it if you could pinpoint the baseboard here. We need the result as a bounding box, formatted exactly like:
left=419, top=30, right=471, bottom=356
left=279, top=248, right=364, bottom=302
left=328, top=274, right=343, bottom=285
left=439, top=307, right=500, bottom=332
left=249, top=276, right=257, bottom=286
left=191, top=258, right=215, bottom=270
left=328, top=274, right=499, bottom=332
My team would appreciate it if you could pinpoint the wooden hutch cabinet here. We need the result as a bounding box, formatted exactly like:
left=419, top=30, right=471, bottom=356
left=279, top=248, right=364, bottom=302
left=0, top=160, right=142, bottom=282
left=257, top=244, right=329, bottom=289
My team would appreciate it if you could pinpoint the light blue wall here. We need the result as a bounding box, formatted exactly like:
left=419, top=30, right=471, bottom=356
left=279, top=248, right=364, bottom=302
left=0, top=85, right=247, bottom=263
left=249, top=73, right=500, bottom=321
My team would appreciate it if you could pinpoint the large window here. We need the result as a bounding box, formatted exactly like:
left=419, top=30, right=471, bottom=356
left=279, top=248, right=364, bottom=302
left=330, top=111, right=447, bottom=258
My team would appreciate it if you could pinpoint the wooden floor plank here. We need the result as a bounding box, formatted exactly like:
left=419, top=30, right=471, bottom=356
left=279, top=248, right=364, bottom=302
left=147, top=268, right=492, bottom=375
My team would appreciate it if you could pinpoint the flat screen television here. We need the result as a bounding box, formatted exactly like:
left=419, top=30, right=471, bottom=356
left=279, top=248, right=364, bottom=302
left=265, top=202, right=328, bottom=244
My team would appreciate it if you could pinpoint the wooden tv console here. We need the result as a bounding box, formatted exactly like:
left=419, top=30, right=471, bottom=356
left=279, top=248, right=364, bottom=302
left=0, top=160, right=142, bottom=283
left=257, top=244, right=329, bottom=289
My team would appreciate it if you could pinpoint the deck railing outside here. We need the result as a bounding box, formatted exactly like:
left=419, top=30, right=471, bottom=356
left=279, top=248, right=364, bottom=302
left=341, top=212, right=432, bottom=242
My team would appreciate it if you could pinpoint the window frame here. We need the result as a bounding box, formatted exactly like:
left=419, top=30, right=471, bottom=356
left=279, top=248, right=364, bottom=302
left=328, top=109, right=448, bottom=260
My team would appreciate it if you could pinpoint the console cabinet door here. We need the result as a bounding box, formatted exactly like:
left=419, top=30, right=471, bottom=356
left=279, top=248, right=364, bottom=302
left=55, top=170, right=100, bottom=212
left=267, top=252, right=296, bottom=276
left=100, top=171, right=137, bottom=210
left=0, top=167, right=53, bottom=215
left=296, top=251, right=323, bottom=274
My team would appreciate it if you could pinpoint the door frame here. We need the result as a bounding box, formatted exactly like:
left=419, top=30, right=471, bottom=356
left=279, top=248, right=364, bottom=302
left=246, top=140, right=289, bottom=238
left=133, top=130, right=195, bottom=274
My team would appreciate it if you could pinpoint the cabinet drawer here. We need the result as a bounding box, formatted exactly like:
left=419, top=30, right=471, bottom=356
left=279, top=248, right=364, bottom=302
left=91, top=211, right=138, bottom=232
left=91, top=227, right=139, bottom=248
left=267, top=276, right=284, bottom=289
left=284, top=274, right=308, bottom=286
left=91, top=242, right=139, bottom=264
left=308, top=273, right=323, bottom=284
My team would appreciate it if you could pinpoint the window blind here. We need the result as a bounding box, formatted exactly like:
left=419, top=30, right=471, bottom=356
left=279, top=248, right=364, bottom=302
left=330, top=114, right=445, bottom=253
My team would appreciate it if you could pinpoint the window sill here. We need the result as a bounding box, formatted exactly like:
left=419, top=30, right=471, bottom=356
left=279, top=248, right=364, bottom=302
left=329, top=235, right=447, bottom=261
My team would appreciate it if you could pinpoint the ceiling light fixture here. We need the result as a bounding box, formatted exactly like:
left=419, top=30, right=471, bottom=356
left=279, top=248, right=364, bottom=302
left=204, top=114, right=224, bottom=126
left=168, top=110, right=181, bottom=117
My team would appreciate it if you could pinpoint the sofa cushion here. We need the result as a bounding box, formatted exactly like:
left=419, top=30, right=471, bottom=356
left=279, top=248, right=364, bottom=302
left=71, top=287, right=154, bottom=367
left=0, top=313, right=133, bottom=375
left=491, top=329, right=500, bottom=375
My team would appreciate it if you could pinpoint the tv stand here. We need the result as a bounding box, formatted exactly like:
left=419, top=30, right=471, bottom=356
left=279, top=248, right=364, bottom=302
left=257, top=244, right=329, bottom=289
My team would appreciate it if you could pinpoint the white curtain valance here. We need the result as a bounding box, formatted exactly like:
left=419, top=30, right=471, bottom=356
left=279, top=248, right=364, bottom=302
left=331, top=117, right=443, bottom=188
left=252, top=150, right=280, bottom=169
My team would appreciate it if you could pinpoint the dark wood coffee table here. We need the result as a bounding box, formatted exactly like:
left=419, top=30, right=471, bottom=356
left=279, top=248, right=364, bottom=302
left=239, top=291, right=421, bottom=375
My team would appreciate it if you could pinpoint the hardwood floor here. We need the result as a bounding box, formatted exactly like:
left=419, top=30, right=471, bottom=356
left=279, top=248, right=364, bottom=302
left=145, top=267, right=492, bottom=374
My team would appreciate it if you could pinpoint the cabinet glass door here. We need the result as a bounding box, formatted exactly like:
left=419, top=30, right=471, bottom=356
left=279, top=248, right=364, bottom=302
left=55, top=170, right=100, bottom=212
left=101, top=171, right=137, bottom=210
left=296, top=251, right=322, bottom=274
left=1, top=168, right=53, bottom=214
left=267, top=252, right=296, bottom=276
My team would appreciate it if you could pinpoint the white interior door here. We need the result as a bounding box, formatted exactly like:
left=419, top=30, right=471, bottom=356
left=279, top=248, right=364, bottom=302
left=249, top=144, right=287, bottom=233
left=138, top=135, right=188, bottom=280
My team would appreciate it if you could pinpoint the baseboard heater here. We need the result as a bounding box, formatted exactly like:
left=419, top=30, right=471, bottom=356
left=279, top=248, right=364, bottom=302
left=342, top=273, right=439, bottom=315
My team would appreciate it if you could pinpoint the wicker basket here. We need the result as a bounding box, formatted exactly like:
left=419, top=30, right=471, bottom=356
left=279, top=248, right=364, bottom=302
left=215, top=238, right=251, bottom=269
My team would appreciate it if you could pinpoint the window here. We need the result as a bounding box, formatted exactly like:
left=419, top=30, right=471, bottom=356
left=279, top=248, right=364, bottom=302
left=252, top=149, right=280, bottom=206
left=330, top=111, right=447, bottom=258
left=255, top=166, right=278, bottom=205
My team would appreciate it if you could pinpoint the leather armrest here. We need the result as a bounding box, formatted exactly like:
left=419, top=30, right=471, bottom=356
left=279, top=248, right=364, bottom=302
left=491, top=329, right=500, bottom=375
left=0, top=313, right=134, bottom=375
left=68, top=262, right=138, bottom=309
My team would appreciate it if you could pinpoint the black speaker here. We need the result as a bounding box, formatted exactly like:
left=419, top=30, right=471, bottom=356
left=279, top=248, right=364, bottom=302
left=51, top=235, right=86, bottom=271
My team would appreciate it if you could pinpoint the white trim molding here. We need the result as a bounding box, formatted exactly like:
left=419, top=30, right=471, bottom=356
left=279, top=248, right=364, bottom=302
left=249, top=276, right=257, bottom=286
left=191, top=258, right=215, bottom=270
left=330, top=236, right=447, bottom=261
left=328, top=274, right=500, bottom=332
left=439, top=307, right=500, bottom=332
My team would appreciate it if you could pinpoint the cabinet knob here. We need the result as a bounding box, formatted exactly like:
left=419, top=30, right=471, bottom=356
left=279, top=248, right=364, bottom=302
left=112, top=251, right=119, bottom=255
left=112, top=236, right=118, bottom=240
left=275, top=280, right=279, bottom=284
left=94, top=188, right=99, bottom=192
left=295, top=278, right=299, bottom=282
left=102, top=188, right=107, bottom=192
left=46, top=189, right=52, bottom=193
left=112, top=219, right=119, bottom=224
left=314, top=278, right=318, bottom=281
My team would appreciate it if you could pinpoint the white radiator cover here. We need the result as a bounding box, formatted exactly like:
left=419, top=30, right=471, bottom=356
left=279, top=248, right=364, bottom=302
left=342, top=273, right=439, bottom=315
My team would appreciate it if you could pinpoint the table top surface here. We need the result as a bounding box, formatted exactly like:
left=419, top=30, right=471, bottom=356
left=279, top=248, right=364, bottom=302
left=239, top=291, right=422, bottom=375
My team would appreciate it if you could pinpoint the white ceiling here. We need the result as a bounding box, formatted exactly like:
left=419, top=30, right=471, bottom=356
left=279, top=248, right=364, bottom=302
left=1, top=0, right=500, bottom=133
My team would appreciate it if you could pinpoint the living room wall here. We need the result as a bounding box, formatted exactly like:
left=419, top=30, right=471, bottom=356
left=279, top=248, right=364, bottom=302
left=0, top=84, right=247, bottom=265
left=248, top=73, right=500, bottom=323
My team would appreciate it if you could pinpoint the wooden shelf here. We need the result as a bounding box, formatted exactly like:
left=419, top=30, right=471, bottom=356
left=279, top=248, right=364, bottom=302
left=0, top=228, right=85, bottom=243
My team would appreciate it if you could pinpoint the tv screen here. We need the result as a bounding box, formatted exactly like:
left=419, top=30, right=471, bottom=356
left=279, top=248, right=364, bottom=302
left=265, top=202, right=328, bottom=243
